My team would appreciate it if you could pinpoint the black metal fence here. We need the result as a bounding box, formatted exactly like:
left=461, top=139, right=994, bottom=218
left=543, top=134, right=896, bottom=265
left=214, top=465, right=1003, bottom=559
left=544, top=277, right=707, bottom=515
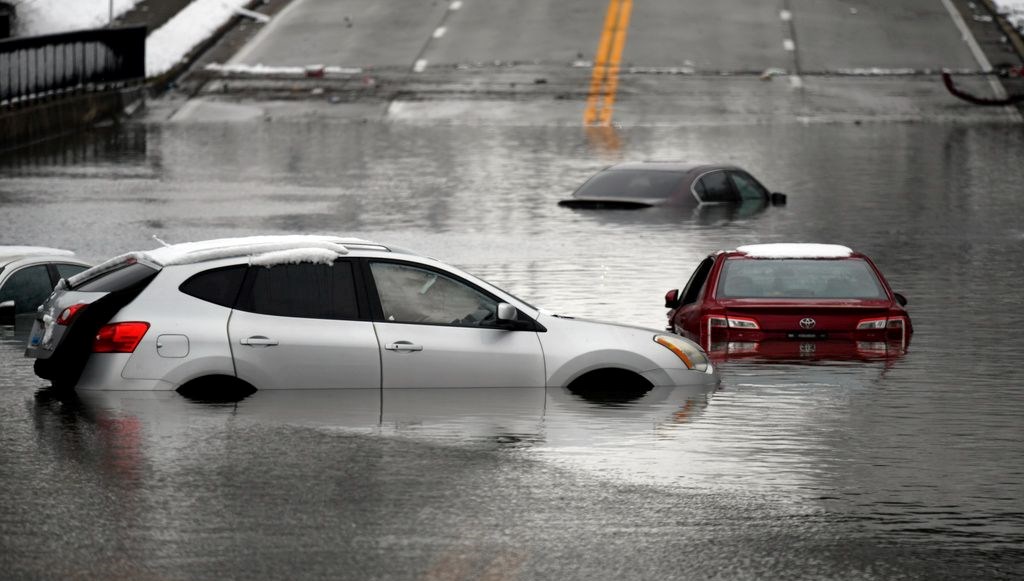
left=1, top=26, right=146, bottom=108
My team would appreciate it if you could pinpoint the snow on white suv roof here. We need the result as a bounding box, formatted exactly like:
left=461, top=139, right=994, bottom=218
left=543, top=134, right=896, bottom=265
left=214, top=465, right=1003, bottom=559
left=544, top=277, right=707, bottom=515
left=68, top=235, right=391, bottom=287
left=26, top=235, right=718, bottom=396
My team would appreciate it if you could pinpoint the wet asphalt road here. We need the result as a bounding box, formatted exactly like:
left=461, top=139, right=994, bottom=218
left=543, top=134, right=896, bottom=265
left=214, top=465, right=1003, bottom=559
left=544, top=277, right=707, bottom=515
left=167, top=0, right=1021, bottom=124
left=3, top=0, right=1024, bottom=579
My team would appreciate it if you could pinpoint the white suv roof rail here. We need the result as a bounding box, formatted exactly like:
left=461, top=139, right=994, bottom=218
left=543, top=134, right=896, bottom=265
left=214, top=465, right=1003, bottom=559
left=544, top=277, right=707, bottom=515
left=145, top=235, right=390, bottom=266
left=69, top=236, right=395, bottom=287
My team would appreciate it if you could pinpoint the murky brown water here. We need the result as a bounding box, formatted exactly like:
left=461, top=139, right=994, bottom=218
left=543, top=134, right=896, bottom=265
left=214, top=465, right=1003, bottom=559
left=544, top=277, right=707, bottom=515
left=2, top=121, right=1023, bottom=579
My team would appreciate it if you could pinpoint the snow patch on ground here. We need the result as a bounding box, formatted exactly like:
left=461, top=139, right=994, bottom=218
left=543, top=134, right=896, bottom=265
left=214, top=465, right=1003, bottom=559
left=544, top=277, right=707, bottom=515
left=12, top=0, right=258, bottom=78
left=996, top=1, right=1024, bottom=31
left=12, top=0, right=139, bottom=35
left=146, top=0, right=252, bottom=77
left=205, top=63, right=364, bottom=76
left=737, top=244, right=854, bottom=258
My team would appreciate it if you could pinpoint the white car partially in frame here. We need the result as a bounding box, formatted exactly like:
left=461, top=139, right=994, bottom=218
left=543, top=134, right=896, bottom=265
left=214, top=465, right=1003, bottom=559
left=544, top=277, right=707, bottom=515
left=0, top=246, right=90, bottom=328
left=25, top=236, right=717, bottom=395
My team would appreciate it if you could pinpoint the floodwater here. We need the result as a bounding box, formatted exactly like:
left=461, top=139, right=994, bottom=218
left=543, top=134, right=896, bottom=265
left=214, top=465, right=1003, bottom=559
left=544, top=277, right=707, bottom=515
left=1, top=120, right=1023, bottom=579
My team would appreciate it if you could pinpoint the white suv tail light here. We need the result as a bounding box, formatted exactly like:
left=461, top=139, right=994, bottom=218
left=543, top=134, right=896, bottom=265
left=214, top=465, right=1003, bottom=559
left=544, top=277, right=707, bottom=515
left=93, top=322, right=150, bottom=353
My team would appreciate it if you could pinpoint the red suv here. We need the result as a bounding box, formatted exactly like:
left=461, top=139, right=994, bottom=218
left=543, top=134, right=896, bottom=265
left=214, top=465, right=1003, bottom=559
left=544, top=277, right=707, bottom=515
left=665, top=244, right=912, bottom=360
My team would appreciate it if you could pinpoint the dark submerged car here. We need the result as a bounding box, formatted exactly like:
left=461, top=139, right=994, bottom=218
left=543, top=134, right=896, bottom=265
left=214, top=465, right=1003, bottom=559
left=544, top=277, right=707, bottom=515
left=559, top=162, right=787, bottom=209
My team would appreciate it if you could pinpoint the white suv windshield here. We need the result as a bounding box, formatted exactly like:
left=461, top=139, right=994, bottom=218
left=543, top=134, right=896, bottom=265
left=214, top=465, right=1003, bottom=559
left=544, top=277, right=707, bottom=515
left=718, top=258, right=886, bottom=299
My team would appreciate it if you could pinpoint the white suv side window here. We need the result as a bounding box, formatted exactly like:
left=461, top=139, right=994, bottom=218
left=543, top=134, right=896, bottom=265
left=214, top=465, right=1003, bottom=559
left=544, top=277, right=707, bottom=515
left=238, top=262, right=360, bottom=320
left=370, top=262, right=498, bottom=327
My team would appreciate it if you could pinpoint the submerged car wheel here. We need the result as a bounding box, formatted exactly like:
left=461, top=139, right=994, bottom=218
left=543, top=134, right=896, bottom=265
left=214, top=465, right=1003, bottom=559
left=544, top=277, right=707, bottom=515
left=176, top=375, right=257, bottom=403
left=567, top=369, right=653, bottom=404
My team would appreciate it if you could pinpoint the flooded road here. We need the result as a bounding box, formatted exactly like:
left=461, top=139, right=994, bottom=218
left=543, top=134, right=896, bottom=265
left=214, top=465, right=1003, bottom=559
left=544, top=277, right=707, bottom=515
left=2, top=121, right=1023, bottom=579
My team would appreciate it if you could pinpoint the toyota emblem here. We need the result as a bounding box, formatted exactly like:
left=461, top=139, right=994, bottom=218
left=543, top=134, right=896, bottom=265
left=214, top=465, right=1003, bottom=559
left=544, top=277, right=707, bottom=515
left=799, top=318, right=816, bottom=329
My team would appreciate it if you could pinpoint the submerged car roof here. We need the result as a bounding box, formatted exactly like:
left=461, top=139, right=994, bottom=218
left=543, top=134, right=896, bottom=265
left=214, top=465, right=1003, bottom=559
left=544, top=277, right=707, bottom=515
left=606, top=161, right=742, bottom=173
left=0, top=246, right=77, bottom=268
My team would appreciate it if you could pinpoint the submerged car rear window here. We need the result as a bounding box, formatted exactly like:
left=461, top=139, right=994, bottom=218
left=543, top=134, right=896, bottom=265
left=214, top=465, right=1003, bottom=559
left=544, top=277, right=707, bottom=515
left=74, top=262, right=159, bottom=292
left=180, top=265, right=247, bottom=307
left=718, top=258, right=886, bottom=299
left=574, top=170, right=686, bottom=199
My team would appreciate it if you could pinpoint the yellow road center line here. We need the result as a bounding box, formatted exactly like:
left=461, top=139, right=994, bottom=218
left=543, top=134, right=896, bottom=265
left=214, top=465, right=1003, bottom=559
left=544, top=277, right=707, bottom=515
left=584, top=0, right=631, bottom=126
left=598, top=0, right=632, bottom=126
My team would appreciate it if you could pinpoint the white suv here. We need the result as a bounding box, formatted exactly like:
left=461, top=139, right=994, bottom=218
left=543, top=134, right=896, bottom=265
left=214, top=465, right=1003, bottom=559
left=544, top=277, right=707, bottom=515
left=26, top=236, right=716, bottom=394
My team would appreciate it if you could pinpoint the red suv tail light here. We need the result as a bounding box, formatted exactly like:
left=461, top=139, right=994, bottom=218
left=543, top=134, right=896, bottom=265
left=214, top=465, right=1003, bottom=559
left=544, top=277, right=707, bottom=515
left=856, top=316, right=908, bottom=348
left=856, top=317, right=887, bottom=330
left=857, top=317, right=907, bottom=330
left=707, top=316, right=760, bottom=329
left=703, top=315, right=760, bottom=349
left=725, top=316, right=759, bottom=329
left=93, top=322, right=150, bottom=353
left=56, top=303, right=88, bottom=325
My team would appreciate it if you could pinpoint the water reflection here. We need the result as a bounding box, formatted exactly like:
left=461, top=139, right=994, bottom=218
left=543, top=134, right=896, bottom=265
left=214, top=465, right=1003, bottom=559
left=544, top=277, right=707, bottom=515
left=559, top=197, right=773, bottom=229
left=0, top=125, right=155, bottom=178
left=29, top=384, right=717, bottom=482
left=706, top=338, right=909, bottom=364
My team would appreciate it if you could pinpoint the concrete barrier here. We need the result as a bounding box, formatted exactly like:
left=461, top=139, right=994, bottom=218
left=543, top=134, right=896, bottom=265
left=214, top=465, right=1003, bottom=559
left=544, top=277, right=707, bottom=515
left=0, top=88, right=143, bottom=151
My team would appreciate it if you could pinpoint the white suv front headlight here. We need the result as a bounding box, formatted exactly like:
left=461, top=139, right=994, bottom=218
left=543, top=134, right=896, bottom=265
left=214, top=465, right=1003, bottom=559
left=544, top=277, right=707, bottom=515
left=654, top=335, right=709, bottom=372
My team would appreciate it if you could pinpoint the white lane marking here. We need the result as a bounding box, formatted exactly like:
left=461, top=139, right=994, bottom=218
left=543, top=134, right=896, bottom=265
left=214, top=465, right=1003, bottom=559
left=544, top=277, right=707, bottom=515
left=780, top=10, right=792, bottom=22
left=789, top=75, right=803, bottom=88
left=414, top=59, right=428, bottom=72
left=783, top=39, right=795, bottom=51
left=938, top=0, right=1008, bottom=100
left=450, top=0, right=463, bottom=10
left=433, top=26, right=446, bottom=39
left=227, top=0, right=307, bottom=64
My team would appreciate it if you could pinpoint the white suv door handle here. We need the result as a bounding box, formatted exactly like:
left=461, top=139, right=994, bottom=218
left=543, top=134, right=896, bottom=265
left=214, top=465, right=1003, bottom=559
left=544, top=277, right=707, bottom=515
left=385, top=341, right=423, bottom=352
left=241, top=336, right=279, bottom=347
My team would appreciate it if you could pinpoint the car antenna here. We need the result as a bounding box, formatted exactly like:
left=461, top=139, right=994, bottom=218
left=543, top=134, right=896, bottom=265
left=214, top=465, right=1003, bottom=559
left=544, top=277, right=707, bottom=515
left=152, top=234, right=172, bottom=248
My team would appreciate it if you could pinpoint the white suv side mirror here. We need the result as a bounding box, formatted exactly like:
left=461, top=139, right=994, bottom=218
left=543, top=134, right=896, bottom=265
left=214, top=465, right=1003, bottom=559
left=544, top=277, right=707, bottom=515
left=496, top=302, right=517, bottom=321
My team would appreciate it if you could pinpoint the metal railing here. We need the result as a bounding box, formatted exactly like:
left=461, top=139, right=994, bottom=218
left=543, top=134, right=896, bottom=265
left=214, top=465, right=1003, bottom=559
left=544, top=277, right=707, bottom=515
left=1, top=26, right=146, bottom=108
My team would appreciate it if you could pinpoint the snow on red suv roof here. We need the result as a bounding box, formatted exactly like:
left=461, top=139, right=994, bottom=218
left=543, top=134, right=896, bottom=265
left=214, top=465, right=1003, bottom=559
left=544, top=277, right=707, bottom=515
left=734, top=243, right=854, bottom=259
